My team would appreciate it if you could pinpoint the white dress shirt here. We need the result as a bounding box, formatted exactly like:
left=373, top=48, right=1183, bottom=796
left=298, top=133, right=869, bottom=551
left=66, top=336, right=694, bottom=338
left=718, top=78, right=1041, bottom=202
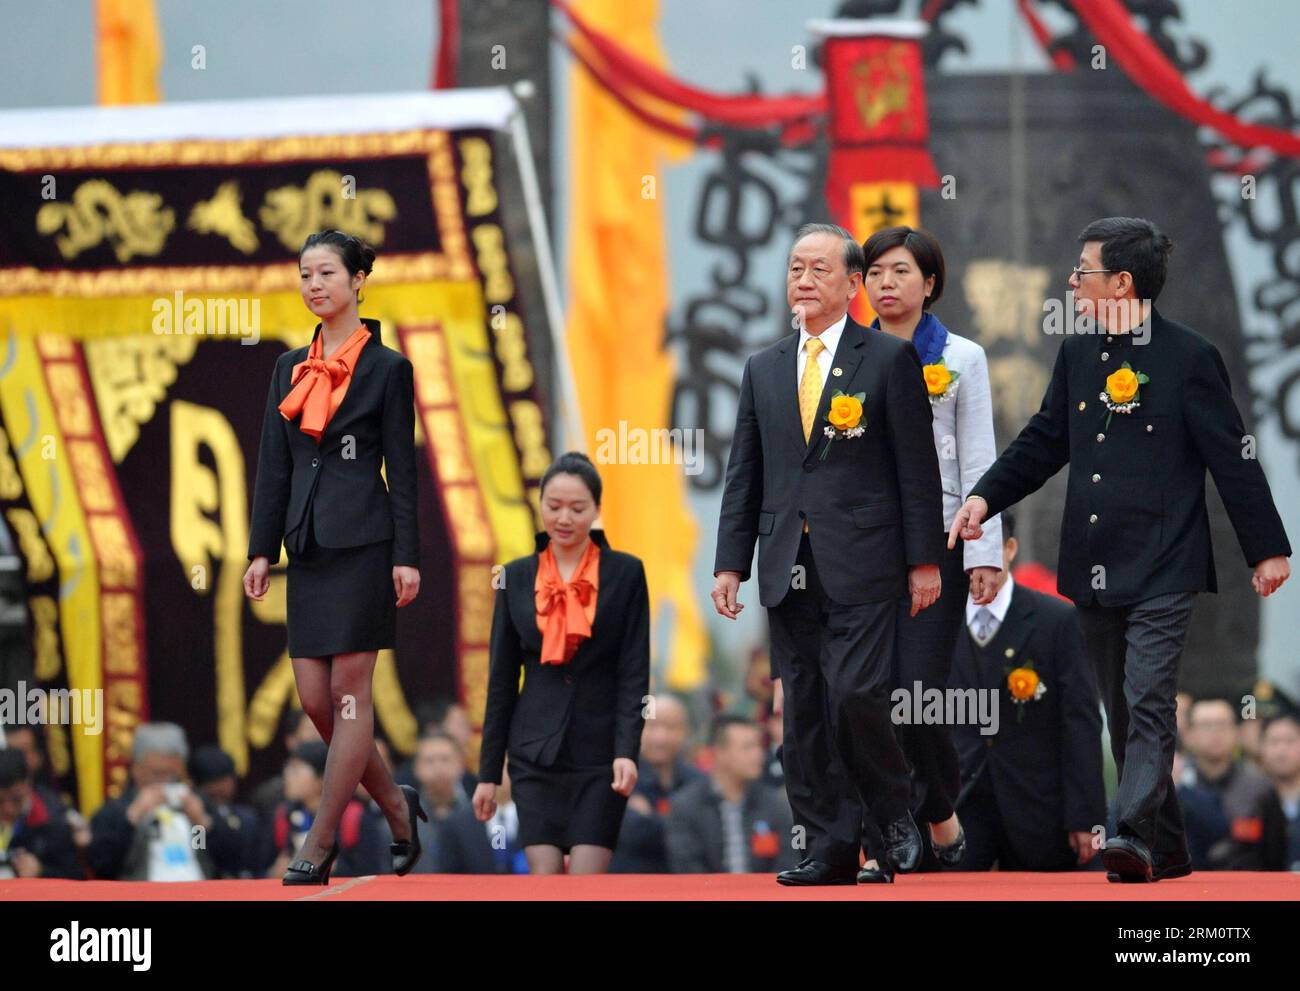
left=796, top=312, right=848, bottom=392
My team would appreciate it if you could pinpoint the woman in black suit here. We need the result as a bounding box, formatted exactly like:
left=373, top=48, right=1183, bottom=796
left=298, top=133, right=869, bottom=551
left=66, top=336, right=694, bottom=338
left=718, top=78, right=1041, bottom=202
left=473, top=452, right=650, bottom=874
left=243, top=229, right=426, bottom=884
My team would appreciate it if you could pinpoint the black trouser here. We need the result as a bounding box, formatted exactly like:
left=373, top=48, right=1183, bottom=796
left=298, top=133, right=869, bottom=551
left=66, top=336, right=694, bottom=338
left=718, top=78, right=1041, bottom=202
left=860, top=537, right=968, bottom=862
left=768, top=532, right=912, bottom=869
left=957, top=772, right=1076, bottom=871
left=1075, top=592, right=1196, bottom=853
left=894, top=537, right=968, bottom=824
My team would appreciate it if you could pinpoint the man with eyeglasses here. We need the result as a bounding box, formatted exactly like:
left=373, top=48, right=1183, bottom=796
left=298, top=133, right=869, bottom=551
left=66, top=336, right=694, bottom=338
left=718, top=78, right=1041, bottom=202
left=948, top=216, right=1292, bottom=883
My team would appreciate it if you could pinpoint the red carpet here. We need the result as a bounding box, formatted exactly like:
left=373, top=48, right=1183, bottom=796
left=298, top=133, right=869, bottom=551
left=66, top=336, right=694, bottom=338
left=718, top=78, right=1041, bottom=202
left=3, top=871, right=1296, bottom=901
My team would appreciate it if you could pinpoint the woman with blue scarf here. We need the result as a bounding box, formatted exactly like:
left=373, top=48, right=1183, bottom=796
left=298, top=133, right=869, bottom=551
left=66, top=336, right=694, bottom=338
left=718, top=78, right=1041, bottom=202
left=861, top=226, right=1004, bottom=873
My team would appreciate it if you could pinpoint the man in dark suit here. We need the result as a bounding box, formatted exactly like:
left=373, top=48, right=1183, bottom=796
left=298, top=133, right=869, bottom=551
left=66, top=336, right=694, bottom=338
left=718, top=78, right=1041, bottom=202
left=665, top=716, right=796, bottom=874
left=951, top=217, right=1292, bottom=882
left=949, top=510, right=1106, bottom=870
left=436, top=767, right=527, bottom=874
left=713, top=222, right=946, bottom=884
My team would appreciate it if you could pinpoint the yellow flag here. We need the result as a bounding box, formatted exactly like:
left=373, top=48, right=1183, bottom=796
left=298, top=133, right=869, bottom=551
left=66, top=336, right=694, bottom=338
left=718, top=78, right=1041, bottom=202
left=96, top=0, right=163, bottom=105
left=566, top=0, right=706, bottom=690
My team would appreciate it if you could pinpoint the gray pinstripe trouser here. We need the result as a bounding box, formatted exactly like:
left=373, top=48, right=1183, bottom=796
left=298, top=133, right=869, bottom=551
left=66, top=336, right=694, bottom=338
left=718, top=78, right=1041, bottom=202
left=1075, top=591, right=1197, bottom=853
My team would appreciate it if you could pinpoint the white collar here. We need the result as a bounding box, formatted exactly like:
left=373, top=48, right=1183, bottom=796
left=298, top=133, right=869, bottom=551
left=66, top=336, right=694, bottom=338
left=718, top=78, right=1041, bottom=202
left=799, top=312, right=848, bottom=358
left=967, top=573, right=1014, bottom=626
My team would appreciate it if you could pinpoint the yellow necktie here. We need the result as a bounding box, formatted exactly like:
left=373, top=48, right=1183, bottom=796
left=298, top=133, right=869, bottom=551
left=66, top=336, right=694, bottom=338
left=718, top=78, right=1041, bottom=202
left=799, top=337, right=826, bottom=443
left=799, top=337, right=826, bottom=534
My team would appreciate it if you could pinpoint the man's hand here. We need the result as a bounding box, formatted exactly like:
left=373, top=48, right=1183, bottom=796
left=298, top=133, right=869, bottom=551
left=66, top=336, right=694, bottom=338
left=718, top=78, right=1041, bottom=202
left=125, top=785, right=166, bottom=826
left=712, top=571, right=744, bottom=619
left=968, top=566, right=1001, bottom=606
left=909, top=564, right=941, bottom=617
left=12, top=849, right=42, bottom=878
left=1252, top=556, right=1290, bottom=597
left=394, top=565, right=421, bottom=607
left=948, top=496, right=988, bottom=549
left=179, top=789, right=212, bottom=831
left=1068, top=830, right=1098, bottom=865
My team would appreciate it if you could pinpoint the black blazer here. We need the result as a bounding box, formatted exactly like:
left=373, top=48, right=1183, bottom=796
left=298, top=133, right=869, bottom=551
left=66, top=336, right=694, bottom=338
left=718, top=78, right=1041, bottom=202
left=247, top=317, right=419, bottom=567
left=714, top=315, right=944, bottom=607
left=950, top=582, right=1106, bottom=865
left=971, top=309, right=1290, bottom=605
left=478, top=529, right=650, bottom=784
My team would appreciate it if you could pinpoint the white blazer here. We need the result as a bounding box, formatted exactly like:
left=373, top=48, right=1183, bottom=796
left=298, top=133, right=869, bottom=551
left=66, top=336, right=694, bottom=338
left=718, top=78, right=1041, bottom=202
left=926, top=330, right=1003, bottom=571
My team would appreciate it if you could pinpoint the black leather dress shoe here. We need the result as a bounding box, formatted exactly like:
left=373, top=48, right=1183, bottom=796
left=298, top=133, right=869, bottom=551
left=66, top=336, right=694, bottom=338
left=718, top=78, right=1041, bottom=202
left=1107, top=847, right=1191, bottom=882
left=776, top=859, right=858, bottom=886
left=882, top=813, right=924, bottom=873
left=856, top=862, right=895, bottom=884
left=1102, top=835, right=1155, bottom=883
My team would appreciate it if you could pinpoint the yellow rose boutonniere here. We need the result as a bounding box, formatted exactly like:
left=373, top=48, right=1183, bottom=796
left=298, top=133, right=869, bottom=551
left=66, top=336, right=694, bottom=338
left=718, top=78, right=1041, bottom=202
left=1004, top=661, right=1047, bottom=723
left=820, top=390, right=866, bottom=461
left=922, top=358, right=960, bottom=404
left=1100, top=361, right=1149, bottom=428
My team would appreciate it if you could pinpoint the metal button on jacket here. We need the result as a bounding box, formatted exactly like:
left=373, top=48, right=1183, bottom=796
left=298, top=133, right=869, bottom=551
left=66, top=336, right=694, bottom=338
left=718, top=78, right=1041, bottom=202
left=1096, top=433, right=1105, bottom=442
left=1101, top=352, right=1110, bottom=361
left=1092, top=473, right=1101, bottom=482
left=1146, top=424, right=1154, bottom=432
left=1089, top=514, right=1098, bottom=523
left=1078, top=401, right=1086, bottom=411
left=311, top=457, right=320, bottom=468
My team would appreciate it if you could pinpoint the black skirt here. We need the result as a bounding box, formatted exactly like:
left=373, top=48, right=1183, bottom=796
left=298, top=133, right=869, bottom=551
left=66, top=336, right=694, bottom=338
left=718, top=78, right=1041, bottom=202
left=286, top=509, right=395, bottom=658
left=507, top=740, right=629, bottom=852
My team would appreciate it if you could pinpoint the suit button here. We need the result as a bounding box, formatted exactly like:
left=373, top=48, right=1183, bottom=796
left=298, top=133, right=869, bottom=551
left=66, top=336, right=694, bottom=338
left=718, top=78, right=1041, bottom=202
left=803, top=463, right=813, bottom=472
left=1092, top=473, right=1101, bottom=483
left=1146, top=423, right=1154, bottom=432
left=1101, top=351, right=1110, bottom=361
left=1089, top=514, right=1098, bottom=523
left=1106, top=336, right=1114, bottom=343
left=1096, top=433, right=1105, bottom=443
left=311, top=457, right=320, bottom=468
left=1077, top=401, right=1086, bottom=411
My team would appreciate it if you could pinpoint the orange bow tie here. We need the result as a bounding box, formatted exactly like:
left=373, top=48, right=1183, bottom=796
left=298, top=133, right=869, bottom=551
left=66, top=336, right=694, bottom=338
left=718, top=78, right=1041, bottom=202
left=535, top=541, right=600, bottom=665
left=278, top=324, right=371, bottom=441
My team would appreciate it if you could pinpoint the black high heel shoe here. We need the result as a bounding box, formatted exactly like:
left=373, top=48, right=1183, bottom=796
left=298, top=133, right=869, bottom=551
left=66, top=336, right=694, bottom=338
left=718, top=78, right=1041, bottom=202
left=931, top=825, right=967, bottom=868
left=390, top=784, right=428, bottom=876
left=282, top=841, right=340, bottom=886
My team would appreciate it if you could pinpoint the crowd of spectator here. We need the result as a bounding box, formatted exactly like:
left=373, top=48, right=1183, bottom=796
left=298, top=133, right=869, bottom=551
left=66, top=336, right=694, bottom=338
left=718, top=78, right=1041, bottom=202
left=2, top=674, right=1297, bottom=878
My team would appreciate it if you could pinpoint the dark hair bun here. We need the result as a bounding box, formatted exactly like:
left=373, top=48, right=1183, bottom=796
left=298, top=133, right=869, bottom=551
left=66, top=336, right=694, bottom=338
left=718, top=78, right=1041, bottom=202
left=540, top=450, right=602, bottom=505
left=300, top=229, right=376, bottom=277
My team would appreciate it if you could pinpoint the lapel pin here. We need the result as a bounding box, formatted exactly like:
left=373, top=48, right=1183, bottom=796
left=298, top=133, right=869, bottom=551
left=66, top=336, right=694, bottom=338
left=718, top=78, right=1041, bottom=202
left=832, top=367, right=842, bottom=377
